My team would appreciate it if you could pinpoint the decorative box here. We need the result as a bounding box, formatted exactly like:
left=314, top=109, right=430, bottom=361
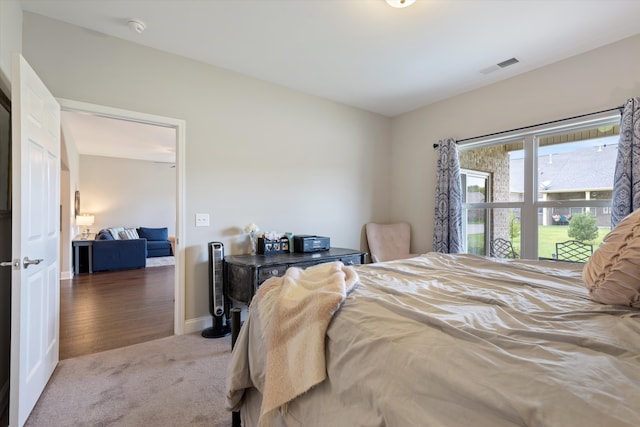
left=257, top=237, right=290, bottom=255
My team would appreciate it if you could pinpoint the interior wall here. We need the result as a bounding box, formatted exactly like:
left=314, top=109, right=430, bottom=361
left=390, top=33, right=640, bottom=253
left=0, top=0, right=22, bottom=94
left=59, top=169, right=71, bottom=279
left=22, top=12, right=391, bottom=323
left=79, top=154, right=177, bottom=236
left=60, top=120, right=81, bottom=279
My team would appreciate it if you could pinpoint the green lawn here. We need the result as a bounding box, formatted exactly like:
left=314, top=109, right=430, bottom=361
left=470, top=226, right=610, bottom=259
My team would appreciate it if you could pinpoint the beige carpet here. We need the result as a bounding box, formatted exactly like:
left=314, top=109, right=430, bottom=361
left=25, top=332, right=233, bottom=427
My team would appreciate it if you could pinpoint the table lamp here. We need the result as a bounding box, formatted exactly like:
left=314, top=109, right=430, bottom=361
left=76, top=214, right=95, bottom=239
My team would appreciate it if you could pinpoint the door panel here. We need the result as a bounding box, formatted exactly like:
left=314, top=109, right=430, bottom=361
left=10, top=54, right=60, bottom=427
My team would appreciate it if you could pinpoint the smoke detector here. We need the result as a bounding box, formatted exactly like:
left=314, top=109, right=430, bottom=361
left=127, top=19, right=146, bottom=34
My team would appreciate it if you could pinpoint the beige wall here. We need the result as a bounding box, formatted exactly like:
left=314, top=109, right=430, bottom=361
left=22, top=12, right=391, bottom=325
left=390, top=33, right=640, bottom=254
left=79, top=155, right=177, bottom=236
left=60, top=121, right=81, bottom=279
left=0, top=0, right=22, bottom=93
left=24, top=9, right=640, bottom=329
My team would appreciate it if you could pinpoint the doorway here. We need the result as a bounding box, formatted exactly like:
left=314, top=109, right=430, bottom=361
left=0, top=84, right=11, bottom=427
left=58, top=99, right=186, bottom=349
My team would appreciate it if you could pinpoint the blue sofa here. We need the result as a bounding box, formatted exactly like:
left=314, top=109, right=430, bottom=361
left=92, top=227, right=173, bottom=272
left=137, top=227, right=173, bottom=257
left=92, top=237, right=147, bottom=272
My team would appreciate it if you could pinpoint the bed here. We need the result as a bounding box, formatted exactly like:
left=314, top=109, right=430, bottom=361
left=226, top=252, right=640, bottom=427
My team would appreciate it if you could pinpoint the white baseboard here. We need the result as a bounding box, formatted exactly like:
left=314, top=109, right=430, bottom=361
left=183, top=307, right=248, bottom=335
left=60, top=269, right=73, bottom=280
left=183, top=315, right=212, bottom=335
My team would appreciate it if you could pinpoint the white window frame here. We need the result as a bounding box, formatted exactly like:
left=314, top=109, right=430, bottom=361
left=458, top=111, right=620, bottom=260
left=460, top=169, right=491, bottom=254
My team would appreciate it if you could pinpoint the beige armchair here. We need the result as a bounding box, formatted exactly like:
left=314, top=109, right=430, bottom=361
left=365, top=222, right=419, bottom=263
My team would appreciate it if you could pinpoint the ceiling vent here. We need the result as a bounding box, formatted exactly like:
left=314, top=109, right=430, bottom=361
left=497, top=57, right=519, bottom=68
left=479, top=57, right=520, bottom=75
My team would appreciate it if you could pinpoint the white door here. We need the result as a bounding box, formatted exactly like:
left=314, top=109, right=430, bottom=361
left=9, top=54, right=60, bottom=427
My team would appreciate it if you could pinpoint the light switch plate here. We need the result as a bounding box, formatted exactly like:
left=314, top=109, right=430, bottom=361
left=195, top=213, right=210, bottom=227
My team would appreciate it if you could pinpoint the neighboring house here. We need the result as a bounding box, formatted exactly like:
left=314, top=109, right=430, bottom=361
left=459, top=129, right=620, bottom=256
left=511, top=144, right=617, bottom=227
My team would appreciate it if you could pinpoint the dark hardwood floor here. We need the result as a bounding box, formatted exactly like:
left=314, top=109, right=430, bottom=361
left=60, top=265, right=174, bottom=360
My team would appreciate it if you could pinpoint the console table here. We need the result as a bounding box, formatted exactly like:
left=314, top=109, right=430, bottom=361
left=224, top=247, right=367, bottom=309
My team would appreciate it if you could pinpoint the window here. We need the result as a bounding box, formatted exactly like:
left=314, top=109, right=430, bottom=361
left=461, top=169, right=490, bottom=256
left=459, top=112, right=620, bottom=261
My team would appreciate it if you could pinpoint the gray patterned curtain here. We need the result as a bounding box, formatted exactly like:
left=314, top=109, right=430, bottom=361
left=612, top=98, right=640, bottom=227
left=432, top=138, right=463, bottom=253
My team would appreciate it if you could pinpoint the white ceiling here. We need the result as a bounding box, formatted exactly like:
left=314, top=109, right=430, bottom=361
left=61, top=110, right=177, bottom=164
left=20, top=0, right=640, bottom=160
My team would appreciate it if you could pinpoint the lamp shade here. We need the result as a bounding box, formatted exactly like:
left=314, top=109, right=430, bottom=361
left=76, top=214, right=94, bottom=227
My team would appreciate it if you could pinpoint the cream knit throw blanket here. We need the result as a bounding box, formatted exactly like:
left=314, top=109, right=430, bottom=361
left=254, top=261, right=359, bottom=427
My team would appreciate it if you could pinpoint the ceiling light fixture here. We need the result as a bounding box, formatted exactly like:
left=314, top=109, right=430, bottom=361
left=386, top=0, right=416, bottom=8
left=127, top=19, right=146, bottom=34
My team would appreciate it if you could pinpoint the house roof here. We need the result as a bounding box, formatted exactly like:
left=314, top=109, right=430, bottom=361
left=510, top=144, right=618, bottom=194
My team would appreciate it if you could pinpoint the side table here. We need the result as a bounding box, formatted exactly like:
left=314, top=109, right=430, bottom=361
left=72, top=235, right=95, bottom=274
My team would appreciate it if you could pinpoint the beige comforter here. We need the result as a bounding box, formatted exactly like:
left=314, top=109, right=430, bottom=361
left=226, top=253, right=640, bottom=427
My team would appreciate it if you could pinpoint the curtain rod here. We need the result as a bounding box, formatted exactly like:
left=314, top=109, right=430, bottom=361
left=432, top=105, right=624, bottom=149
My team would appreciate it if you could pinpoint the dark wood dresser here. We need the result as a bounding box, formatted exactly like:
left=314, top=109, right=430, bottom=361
left=224, top=247, right=367, bottom=309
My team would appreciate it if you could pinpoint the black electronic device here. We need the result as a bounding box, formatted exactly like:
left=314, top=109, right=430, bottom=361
left=202, top=241, right=231, bottom=338
left=293, top=235, right=330, bottom=253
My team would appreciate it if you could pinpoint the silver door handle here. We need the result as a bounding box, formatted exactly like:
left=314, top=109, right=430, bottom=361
left=23, top=257, right=43, bottom=269
left=1, top=259, right=20, bottom=269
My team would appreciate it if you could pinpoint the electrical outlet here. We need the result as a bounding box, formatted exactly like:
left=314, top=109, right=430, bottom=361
left=195, top=213, right=210, bottom=227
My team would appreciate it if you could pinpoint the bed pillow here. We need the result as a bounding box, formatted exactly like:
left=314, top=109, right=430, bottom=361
left=583, top=208, right=640, bottom=308
left=137, top=227, right=168, bottom=242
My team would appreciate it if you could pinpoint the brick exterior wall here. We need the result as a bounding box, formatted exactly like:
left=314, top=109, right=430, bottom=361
left=460, top=145, right=512, bottom=241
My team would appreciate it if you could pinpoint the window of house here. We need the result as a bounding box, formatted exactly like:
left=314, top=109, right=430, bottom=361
left=458, top=112, right=620, bottom=261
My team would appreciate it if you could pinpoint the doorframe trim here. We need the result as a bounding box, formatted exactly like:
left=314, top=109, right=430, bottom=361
left=57, top=98, right=186, bottom=334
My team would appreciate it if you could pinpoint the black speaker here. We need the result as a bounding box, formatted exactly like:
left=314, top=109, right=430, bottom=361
left=202, top=242, right=231, bottom=338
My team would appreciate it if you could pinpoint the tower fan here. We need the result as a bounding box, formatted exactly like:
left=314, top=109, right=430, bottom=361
left=202, top=242, right=231, bottom=338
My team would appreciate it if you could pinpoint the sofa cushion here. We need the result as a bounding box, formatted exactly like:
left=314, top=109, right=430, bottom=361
left=108, top=227, right=126, bottom=240
left=147, top=240, right=173, bottom=257
left=97, top=230, right=114, bottom=240
left=138, top=227, right=169, bottom=242
left=119, top=228, right=140, bottom=240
